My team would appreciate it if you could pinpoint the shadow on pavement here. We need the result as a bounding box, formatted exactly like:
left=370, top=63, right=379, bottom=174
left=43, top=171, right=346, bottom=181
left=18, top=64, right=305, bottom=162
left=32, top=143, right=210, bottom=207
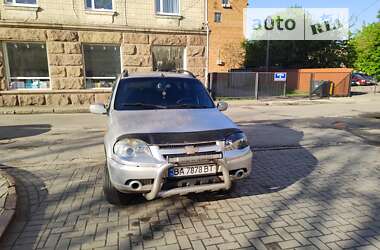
left=1, top=120, right=379, bottom=249
left=0, top=122, right=318, bottom=249
left=0, top=164, right=48, bottom=249
left=190, top=122, right=317, bottom=200
left=0, top=124, right=51, bottom=140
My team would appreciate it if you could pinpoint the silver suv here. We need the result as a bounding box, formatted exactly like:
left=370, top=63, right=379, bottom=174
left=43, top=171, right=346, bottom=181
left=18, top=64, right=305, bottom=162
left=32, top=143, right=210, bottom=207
left=90, top=71, right=253, bottom=205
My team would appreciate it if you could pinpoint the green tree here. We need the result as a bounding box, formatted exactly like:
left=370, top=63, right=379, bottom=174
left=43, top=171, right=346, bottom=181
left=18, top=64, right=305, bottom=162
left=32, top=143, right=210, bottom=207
left=243, top=6, right=355, bottom=69
left=352, top=22, right=380, bottom=79
left=244, top=39, right=355, bottom=69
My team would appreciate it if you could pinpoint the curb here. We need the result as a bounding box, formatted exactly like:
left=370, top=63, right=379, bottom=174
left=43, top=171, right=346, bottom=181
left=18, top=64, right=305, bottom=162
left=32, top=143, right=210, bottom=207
left=0, top=95, right=378, bottom=114
left=0, top=106, right=90, bottom=115
left=228, top=98, right=356, bottom=107
left=0, top=98, right=354, bottom=114
left=0, top=170, right=17, bottom=240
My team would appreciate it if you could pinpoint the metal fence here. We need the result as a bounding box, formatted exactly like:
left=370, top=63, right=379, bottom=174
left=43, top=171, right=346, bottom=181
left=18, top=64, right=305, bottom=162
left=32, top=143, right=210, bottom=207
left=258, top=73, right=287, bottom=97
left=208, top=71, right=352, bottom=99
left=208, top=72, right=286, bottom=99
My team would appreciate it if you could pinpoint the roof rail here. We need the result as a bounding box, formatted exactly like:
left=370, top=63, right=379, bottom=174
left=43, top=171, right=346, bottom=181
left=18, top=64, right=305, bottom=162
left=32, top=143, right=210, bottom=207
left=121, top=69, right=129, bottom=78
left=172, top=69, right=196, bottom=78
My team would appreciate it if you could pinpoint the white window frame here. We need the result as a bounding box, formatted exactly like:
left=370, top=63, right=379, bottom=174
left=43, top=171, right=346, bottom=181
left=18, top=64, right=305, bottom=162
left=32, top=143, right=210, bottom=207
left=85, top=0, right=114, bottom=12
left=83, top=44, right=122, bottom=89
left=222, top=0, right=230, bottom=7
left=4, top=0, right=38, bottom=7
left=3, top=42, right=51, bottom=91
left=156, top=0, right=180, bottom=16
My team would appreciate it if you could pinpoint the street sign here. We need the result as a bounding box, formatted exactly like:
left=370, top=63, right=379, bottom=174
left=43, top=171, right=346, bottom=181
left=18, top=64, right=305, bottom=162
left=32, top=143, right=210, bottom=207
left=274, top=72, right=287, bottom=81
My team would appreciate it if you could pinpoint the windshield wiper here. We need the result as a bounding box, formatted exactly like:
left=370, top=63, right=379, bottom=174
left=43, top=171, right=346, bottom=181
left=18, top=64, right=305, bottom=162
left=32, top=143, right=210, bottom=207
left=169, top=104, right=211, bottom=109
left=121, top=103, right=167, bottom=109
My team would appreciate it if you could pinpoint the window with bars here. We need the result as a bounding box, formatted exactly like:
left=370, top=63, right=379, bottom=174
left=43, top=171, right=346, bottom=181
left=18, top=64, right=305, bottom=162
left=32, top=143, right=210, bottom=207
left=5, top=42, right=49, bottom=89
left=155, top=0, right=179, bottom=15
left=85, top=0, right=112, bottom=11
left=83, top=44, right=121, bottom=88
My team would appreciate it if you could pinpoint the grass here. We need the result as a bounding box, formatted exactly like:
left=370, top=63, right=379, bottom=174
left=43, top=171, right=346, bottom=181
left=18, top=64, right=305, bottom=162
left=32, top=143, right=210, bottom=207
left=215, top=97, right=257, bottom=101
left=286, top=90, right=309, bottom=97
left=213, top=90, right=310, bottom=101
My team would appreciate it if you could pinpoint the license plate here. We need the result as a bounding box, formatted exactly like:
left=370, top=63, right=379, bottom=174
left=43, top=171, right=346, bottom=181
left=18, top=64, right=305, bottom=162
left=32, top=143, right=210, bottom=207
left=168, top=165, right=217, bottom=177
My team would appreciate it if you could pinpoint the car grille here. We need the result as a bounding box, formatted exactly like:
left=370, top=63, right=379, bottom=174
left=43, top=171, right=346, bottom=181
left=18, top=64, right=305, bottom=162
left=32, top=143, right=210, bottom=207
left=162, top=175, right=223, bottom=190
left=158, top=141, right=217, bottom=149
left=158, top=141, right=222, bottom=165
left=165, top=153, right=222, bottom=164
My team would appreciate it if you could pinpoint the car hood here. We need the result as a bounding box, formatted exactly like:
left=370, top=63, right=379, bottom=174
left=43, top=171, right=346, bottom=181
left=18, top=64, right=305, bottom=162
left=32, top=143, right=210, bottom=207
left=109, top=108, right=238, bottom=141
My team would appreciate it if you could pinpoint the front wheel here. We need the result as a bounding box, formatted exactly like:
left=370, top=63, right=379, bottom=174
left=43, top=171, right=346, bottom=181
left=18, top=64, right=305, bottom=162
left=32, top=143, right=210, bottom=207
left=103, top=163, right=144, bottom=206
left=103, top=164, right=126, bottom=205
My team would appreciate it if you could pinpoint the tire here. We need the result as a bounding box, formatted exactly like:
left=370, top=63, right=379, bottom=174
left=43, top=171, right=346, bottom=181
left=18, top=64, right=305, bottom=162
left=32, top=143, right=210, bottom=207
left=103, top=163, right=125, bottom=205
left=217, top=182, right=234, bottom=195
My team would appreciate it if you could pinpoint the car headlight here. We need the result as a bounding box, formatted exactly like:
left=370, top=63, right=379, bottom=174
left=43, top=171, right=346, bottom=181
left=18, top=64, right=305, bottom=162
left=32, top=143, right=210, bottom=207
left=225, top=132, right=249, bottom=151
left=113, top=138, right=152, bottom=161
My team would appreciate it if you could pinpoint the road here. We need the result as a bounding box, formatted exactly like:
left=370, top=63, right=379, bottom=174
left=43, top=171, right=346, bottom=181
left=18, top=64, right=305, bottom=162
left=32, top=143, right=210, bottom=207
left=0, top=95, right=380, bottom=250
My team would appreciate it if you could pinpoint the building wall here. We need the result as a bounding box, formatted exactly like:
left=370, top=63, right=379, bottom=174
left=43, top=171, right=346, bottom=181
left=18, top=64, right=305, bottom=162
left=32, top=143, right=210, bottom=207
left=208, top=0, right=247, bottom=72
left=0, top=0, right=207, bottom=107
left=0, top=28, right=206, bottom=107
left=0, top=0, right=204, bottom=31
left=282, top=68, right=352, bottom=97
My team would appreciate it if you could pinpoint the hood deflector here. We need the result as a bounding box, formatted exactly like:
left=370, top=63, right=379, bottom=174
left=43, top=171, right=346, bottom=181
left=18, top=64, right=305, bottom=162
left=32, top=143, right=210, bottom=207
left=116, top=128, right=241, bottom=145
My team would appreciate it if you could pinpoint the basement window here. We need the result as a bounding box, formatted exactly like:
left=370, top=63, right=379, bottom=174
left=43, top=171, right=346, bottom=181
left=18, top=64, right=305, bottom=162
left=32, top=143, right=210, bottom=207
left=155, top=0, right=179, bottom=15
left=4, top=42, right=50, bottom=90
left=152, top=46, right=185, bottom=71
left=83, top=44, right=121, bottom=88
left=85, top=0, right=113, bottom=11
left=214, top=12, right=222, bottom=23
left=4, top=0, right=37, bottom=6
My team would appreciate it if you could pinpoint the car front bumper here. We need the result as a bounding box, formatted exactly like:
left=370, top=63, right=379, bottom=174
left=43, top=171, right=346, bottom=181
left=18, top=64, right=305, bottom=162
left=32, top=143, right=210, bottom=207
left=107, top=147, right=253, bottom=200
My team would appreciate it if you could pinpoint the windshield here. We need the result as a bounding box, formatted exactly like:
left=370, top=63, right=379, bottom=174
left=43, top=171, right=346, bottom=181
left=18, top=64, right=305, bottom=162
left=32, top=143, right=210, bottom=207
left=114, top=77, right=215, bottom=110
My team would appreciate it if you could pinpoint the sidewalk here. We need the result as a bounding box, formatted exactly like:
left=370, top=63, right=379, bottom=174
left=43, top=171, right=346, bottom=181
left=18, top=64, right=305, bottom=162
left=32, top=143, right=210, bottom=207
left=224, top=92, right=379, bottom=107
left=0, top=93, right=379, bottom=114
left=0, top=105, right=90, bottom=115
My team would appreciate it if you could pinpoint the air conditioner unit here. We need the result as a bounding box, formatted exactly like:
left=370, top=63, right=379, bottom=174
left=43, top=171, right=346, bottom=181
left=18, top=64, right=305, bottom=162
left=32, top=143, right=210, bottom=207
left=222, top=3, right=231, bottom=8
left=217, top=59, right=224, bottom=65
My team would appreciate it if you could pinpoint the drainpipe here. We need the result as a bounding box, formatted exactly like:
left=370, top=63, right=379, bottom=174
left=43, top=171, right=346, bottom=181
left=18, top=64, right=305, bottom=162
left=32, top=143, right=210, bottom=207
left=204, top=0, right=209, bottom=87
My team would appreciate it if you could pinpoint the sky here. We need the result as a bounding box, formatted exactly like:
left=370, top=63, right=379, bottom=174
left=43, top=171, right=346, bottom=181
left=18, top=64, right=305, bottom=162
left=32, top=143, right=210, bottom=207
left=248, top=0, right=380, bottom=32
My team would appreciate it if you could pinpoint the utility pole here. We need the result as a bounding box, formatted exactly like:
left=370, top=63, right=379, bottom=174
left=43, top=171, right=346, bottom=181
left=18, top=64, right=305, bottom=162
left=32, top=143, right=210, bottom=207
left=204, top=0, right=210, bottom=86
left=266, top=39, right=270, bottom=72
left=265, top=16, right=271, bottom=72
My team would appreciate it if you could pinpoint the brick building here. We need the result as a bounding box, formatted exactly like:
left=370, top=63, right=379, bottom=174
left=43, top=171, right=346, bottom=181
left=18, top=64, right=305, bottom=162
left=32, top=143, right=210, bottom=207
left=0, top=0, right=207, bottom=107
left=208, top=0, right=247, bottom=72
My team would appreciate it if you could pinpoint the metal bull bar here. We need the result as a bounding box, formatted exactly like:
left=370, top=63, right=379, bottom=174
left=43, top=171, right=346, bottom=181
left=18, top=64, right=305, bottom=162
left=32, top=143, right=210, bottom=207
left=143, top=160, right=232, bottom=200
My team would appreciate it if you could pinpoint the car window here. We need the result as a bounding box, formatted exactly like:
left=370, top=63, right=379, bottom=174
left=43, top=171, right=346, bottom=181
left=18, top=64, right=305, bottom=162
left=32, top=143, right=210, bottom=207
left=114, top=77, right=215, bottom=110
left=354, top=75, right=365, bottom=79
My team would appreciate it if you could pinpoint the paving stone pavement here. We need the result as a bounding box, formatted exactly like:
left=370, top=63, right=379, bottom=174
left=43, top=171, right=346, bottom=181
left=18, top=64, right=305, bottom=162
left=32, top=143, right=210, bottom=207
left=0, top=173, right=7, bottom=216
left=0, top=114, right=380, bottom=250
left=0, top=169, right=17, bottom=238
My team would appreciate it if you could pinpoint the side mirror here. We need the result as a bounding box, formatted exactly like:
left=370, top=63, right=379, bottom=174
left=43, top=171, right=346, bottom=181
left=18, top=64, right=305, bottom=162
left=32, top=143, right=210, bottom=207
left=217, top=101, right=228, bottom=111
left=90, top=103, right=107, bottom=114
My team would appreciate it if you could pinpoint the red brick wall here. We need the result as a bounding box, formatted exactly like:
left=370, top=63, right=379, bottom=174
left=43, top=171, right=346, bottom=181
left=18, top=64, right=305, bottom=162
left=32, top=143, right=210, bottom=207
left=275, top=68, right=352, bottom=97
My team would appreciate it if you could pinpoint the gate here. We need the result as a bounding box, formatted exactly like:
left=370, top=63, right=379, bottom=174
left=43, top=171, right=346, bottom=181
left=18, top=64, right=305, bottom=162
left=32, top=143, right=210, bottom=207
left=258, top=72, right=286, bottom=97
left=209, top=72, right=257, bottom=98
left=208, top=72, right=286, bottom=99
